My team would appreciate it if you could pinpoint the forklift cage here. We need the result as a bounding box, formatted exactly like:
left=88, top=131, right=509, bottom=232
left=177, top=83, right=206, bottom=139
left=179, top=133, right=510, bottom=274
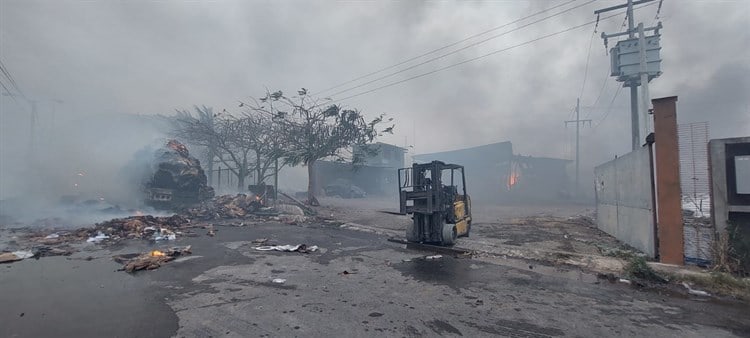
left=398, top=161, right=467, bottom=215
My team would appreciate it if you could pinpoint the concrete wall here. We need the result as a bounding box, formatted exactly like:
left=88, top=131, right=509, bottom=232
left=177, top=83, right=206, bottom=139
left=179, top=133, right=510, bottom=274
left=595, top=146, right=656, bottom=258
left=710, top=137, right=750, bottom=232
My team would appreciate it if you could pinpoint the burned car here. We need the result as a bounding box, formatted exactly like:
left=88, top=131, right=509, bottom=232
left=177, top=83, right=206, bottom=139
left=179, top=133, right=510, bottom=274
left=144, top=140, right=214, bottom=209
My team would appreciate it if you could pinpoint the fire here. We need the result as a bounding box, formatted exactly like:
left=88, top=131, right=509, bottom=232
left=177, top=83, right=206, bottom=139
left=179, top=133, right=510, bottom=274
left=506, top=163, right=520, bottom=190
left=150, top=250, right=166, bottom=257
left=508, top=172, right=518, bottom=188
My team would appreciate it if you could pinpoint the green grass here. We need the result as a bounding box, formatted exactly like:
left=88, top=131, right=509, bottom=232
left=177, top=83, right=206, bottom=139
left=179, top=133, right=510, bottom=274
left=623, top=256, right=665, bottom=282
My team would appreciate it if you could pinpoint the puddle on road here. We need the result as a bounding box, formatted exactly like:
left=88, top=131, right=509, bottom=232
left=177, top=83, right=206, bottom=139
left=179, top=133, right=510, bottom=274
left=0, top=255, right=178, bottom=338
left=393, top=256, right=479, bottom=290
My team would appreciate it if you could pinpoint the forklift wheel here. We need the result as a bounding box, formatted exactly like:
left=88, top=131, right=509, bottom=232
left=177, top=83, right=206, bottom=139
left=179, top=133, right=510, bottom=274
left=441, top=223, right=457, bottom=246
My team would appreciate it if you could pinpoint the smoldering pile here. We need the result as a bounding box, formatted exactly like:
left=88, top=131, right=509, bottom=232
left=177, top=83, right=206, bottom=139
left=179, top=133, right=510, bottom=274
left=183, top=194, right=265, bottom=220
left=113, top=245, right=193, bottom=273
left=83, top=214, right=195, bottom=242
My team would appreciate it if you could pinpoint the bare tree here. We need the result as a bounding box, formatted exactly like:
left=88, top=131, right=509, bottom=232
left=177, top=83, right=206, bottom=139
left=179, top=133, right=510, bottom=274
left=168, top=107, right=269, bottom=190
left=245, top=89, right=393, bottom=205
left=238, top=112, right=287, bottom=185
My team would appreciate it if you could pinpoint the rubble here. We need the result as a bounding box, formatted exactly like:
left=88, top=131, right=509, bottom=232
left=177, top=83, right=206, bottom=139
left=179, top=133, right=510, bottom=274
left=184, top=194, right=263, bottom=220
left=113, top=245, right=192, bottom=273
left=85, top=214, right=193, bottom=242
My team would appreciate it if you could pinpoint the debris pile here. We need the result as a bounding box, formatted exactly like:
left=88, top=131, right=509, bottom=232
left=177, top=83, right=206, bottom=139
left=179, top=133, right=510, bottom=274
left=113, top=245, right=192, bottom=273
left=184, top=194, right=264, bottom=219
left=81, top=214, right=193, bottom=242
left=145, top=140, right=215, bottom=209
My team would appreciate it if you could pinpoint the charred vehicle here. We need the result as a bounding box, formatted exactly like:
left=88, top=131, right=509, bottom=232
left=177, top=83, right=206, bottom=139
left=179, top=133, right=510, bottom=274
left=145, top=140, right=214, bottom=209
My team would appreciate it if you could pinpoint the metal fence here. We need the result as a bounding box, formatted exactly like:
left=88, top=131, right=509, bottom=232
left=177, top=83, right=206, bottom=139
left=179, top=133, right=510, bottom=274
left=209, top=167, right=242, bottom=193
left=678, top=122, right=711, bottom=216
left=678, top=122, right=712, bottom=265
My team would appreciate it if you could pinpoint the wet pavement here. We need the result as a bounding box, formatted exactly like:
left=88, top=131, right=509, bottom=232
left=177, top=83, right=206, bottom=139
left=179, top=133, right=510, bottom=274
left=2, top=221, right=750, bottom=337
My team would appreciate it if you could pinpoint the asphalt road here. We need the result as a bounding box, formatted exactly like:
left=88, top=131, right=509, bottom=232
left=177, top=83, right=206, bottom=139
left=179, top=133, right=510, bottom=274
left=1, top=222, right=749, bottom=337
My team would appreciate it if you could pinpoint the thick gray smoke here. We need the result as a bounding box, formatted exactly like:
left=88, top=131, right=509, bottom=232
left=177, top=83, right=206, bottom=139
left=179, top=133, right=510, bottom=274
left=1, top=0, right=748, bottom=215
left=0, top=110, right=168, bottom=225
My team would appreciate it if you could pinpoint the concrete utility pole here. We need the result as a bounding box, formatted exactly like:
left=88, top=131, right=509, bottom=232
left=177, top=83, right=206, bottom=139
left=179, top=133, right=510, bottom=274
left=595, top=0, right=663, bottom=151
left=565, top=98, right=592, bottom=195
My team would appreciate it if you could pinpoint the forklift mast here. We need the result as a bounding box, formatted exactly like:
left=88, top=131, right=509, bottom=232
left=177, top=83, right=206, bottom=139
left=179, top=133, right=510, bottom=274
left=398, top=161, right=471, bottom=246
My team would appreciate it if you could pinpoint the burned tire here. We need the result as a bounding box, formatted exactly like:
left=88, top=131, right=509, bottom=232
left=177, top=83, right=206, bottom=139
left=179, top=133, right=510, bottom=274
left=441, top=223, right=457, bottom=246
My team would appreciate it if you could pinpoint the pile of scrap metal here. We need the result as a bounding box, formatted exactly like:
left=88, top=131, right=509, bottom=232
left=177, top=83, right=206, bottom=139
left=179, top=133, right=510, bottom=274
left=184, top=194, right=265, bottom=220
left=145, top=140, right=214, bottom=209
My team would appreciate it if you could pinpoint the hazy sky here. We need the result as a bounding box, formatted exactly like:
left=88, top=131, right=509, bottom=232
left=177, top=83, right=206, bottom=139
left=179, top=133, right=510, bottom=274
left=1, top=0, right=749, bottom=199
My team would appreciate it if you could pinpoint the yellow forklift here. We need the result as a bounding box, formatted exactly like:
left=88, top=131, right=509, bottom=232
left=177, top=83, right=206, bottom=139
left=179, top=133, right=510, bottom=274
left=398, top=161, right=471, bottom=246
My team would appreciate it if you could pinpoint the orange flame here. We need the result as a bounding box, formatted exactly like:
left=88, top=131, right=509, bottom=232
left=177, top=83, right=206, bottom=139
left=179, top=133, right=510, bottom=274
left=150, top=250, right=166, bottom=257
left=508, top=173, right=518, bottom=188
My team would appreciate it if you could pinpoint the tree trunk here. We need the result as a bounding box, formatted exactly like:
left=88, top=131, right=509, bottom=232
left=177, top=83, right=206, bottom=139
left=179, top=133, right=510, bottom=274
left=255, top=149, right=262, bottom=185
left=306, top=161, right=319, bottom=206
left=238, top=168, right=245, bottom=191
left=238, top=157, right=248, bottom=191
left=207, top=149, right=214, bottom=186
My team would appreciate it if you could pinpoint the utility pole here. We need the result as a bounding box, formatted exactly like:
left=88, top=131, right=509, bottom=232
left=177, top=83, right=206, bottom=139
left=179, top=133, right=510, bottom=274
left=565, top=98, right=592, bottom=195
left=595, top=0, right=662, bottom=150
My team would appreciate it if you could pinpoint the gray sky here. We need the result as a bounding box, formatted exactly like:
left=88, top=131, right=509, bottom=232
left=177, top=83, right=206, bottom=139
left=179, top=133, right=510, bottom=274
left=1, top=0, right=749, bottom=200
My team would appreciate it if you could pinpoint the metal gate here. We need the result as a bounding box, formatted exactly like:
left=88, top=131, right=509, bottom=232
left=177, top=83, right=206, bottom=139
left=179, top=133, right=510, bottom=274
left=678, top=122, right=713, bottom=265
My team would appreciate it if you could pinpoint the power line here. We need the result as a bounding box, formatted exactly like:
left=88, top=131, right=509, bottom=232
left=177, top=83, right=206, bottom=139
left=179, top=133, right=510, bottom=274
left=594, top=85, right=623, bottom=129
left=584, top=69, right=610, bottom=119
left=315, top=0, right=579, bottom=96
left=326, top=0, right=597, bottom=98
left=0, top=78, right=16, bottom=101
left=333, top=5, right=653, bottom=103
left=0, top=59, right=25, bottom=99
left=578, top=27, right=597, bottom=100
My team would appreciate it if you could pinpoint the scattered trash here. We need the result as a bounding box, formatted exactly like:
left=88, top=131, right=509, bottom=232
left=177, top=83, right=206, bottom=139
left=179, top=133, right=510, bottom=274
left=0, top=250, right=35, bottom=263
left=34, top=246, right=74, bottom=257
left=184, top=194, right=263, bottom=220
left=86, top=232, right=110, bottom=243
left=154, top=228, right=176, bottom=241
left=272, top=278, right=286, bottom=284
left=254, top=244, right=318, bottom=253
left=45, top=233, right=60, bottom=239
left=682, top=282, right=711, bottom=297
left=275, top=204, right=305, bottom=216
left=425, top=255, right=442, bottom=260
left=207, top=229, right=216, bottom=237
left=618, top=278, right=632, bottom=285
left=113, top=246, right=192, bottom=273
